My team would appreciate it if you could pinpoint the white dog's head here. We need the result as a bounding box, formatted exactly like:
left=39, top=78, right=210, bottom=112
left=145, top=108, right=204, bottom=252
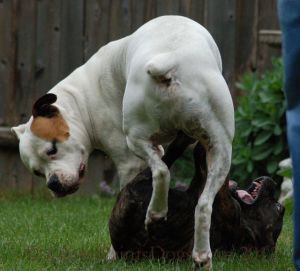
left=12, top=93, right=89, bottom=197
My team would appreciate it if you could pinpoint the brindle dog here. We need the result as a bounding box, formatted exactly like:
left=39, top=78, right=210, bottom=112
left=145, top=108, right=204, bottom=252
left=109, top=133, right=284, bottom=259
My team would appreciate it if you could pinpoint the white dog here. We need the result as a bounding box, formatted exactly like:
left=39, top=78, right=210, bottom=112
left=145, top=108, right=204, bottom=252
left=12, top=16, right=234, bottom=269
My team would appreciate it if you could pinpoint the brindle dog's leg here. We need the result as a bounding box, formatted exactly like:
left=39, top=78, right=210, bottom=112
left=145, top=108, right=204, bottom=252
left=187, top=143, right=207, bottom=198
left=162, top=131, right=196, bottom=167
left=126, top=131, right=195, bottom=226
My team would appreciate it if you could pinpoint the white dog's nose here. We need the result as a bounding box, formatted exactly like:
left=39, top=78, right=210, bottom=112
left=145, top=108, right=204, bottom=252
left=47, top=174, right=63, bottom=193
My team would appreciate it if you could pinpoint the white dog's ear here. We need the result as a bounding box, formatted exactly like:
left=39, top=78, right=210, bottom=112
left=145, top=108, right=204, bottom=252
left=11, top=124, right=26, bottom=140
left=32, top=93, right=58, bottom=118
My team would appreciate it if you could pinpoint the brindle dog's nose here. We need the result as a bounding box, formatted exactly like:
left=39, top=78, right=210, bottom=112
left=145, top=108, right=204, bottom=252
left=47, top=174, right=63, bottom=193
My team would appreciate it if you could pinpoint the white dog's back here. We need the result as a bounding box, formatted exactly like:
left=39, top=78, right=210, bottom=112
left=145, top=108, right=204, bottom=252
left=127, top=16, right=222, bottom=74
left=123, top=16, right=234, bottom=140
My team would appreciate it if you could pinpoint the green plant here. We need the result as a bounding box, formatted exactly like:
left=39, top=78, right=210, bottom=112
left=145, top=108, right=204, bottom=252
left=171, top=148, right=194, bottom=186
left=231, top=58, right=289, bottom=185
left=277, top=167, right=293, bottom=179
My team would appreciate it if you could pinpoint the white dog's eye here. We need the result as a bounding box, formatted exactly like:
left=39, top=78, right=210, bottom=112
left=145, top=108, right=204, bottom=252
left=33, top=170, right=45, bottom=177
left=47, top=148, right=57, bottom=156
left=46, top=141, right=57, bottom=156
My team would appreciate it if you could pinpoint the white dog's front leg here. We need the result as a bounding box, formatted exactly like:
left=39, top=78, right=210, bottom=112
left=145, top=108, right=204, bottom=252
left=126, top=136, right=170, bottom=227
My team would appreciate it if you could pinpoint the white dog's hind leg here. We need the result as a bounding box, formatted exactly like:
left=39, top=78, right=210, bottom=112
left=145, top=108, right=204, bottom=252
left=192, top=141, right=231, bottom=270
left=126, top=136, right=170, bottom=227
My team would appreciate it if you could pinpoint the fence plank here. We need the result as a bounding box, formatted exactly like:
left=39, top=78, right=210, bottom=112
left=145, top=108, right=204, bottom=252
left=144, top=0, right=156, bottom=21
left=235, top=0, right=258, bottom=76
left=0, top=0, right=17, bottom=126
left=257, top=0, right=281, bottom=71
left=35, top=0, right=62, bottom=98
left=258, top=0, right=280, bottom=30
left=205, top=0, right=237, bottom=94
left=180, top=0, right=205, bottom=24
left=156, top=0, right=179, bottom=16
left=0, top=1, right=8, bottom=124
left=0, top=127, right=18, bottom=148
left=128, top=0, right=146, bottom=32
left=84, top=0, right=111, bottom=60
left=13, top=0, right=37, bottom=124
left=59, top=0, right=84, bottom=78
left=109, top=0, right=132, bottom=41
left=0, top=148, right=34, bottom=192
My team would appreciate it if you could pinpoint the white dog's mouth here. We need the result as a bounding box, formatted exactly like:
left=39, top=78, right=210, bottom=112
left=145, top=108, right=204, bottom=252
left=79, top=162, right=86, bottom=179
left=53, top=185, right=79, bottom=198
left=48, top=177, right=79, bottom=197
left=49, top=162, right=86, bottom=197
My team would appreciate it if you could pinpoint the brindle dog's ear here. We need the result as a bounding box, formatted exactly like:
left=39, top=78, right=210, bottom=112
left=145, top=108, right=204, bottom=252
left=32, top=94, right=58, bottom=118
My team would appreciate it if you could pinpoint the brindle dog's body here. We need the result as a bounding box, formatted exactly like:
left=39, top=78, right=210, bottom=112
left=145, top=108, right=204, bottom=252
left=109, top=133, right=284, bottom=259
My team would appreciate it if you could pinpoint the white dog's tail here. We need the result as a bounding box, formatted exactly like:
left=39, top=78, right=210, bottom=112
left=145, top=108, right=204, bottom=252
left=145, top=53, right=176, bottom=86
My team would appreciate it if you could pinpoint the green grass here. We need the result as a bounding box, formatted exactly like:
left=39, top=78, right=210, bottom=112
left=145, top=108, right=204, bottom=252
left=0, top=192, right=295, bottom=270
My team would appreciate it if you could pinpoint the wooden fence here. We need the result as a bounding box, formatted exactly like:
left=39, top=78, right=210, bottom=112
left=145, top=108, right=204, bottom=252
left=0, top=0, right=281, bottom=193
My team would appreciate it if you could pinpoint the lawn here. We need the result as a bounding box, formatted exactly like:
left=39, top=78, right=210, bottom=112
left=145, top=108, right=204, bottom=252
left=0, top=191, right=295, bottom=271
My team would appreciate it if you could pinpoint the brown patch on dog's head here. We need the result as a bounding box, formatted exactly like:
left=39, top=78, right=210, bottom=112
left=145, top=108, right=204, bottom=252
left=31, top=116, right=70, bottom=142
left=30, top=94, right=70, bottom=142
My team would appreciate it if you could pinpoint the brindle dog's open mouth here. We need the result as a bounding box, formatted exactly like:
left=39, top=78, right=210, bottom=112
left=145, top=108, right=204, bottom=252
left=230, top=177, right=275, bottom=205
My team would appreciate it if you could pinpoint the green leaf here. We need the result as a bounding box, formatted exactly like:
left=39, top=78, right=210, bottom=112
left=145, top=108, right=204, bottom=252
left=236, top=107, right=247, bottom=118
left=251, top=119, right=272, bottom=128
left=277, top=168, right=293, bottom=178
left=273, top=143, right=283, bottom=155
left=252, top=146, right=273, bottom=161
left=259, top=91, right=274, bottom=103
left=274, top=125, right=282, bottom=135
left=267, top=160, right=278, bottom=174
left=254, top=131, right=273, bottom=146
left=241, top=126, right=252, bottom=137
left=247, top=161, right=254, bottom=173
left=232, top=156, right=247, bottom=165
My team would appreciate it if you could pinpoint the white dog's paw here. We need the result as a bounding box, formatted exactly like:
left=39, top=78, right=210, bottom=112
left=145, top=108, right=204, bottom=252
left=192, top=250, right=212, bottom=270
left=107, top=246, right=117, bottom=261
left=144, top=207, right=168, bottom=230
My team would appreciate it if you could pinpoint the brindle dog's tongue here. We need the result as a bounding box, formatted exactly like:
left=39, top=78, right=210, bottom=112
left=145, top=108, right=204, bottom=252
left=229, top=180, right=255, bottom=204
left=237, top=190, right=254, bottom=204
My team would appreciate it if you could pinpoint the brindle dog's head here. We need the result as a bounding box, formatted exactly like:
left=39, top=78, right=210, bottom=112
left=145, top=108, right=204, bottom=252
left=12, top=94, right=89, bottom=197
left=109, top=133, right=284, bottom=259
left=218, top=177, right=285, bottom=253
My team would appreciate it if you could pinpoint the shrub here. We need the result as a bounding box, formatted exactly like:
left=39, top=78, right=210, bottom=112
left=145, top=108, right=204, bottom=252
left=231, top=58, right=289, bottom=185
